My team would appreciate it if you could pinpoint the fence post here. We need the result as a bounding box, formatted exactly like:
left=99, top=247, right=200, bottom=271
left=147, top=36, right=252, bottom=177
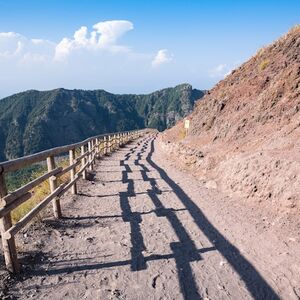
left=103, top=136, right=107, bottom=155
left=98, top=139, right=102, bottom=157
left=92, top=139, right=95, bottom=159
left=81, top=145, right=87, bottom=180
left=93, top=139, right=97, bottom=164
left=95, top=138, right=98, bottom=158
left=0, top=171, right=20, bottom=273
left=108, top=135, right=112, bottom=153
left=69, top=149, right=77, bottom=194
left=91, top=140, right=94, bottom=166
left=91, top=139, right=94, bottom=165
left=120, top=133, right=124, bottom=146
left=88, top=141, right=93, bottom=170
left=96, top=138, right=101, bottom=158
left=117, top=133, right=120, bottom=148
left=101, top=138, right=105, bottom=156
left=107, top=136, right=109, bottom=154
left=46, top=156, right=62, bottom=218
left=100, top=138, right=103, bottom=155
left=94, top=140, right=97, bottom=162
left=102, top=138, right=105, bottom=156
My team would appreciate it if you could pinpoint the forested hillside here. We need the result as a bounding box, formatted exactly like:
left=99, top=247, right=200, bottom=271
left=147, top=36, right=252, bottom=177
left=0, top=84, right=204, bottom=161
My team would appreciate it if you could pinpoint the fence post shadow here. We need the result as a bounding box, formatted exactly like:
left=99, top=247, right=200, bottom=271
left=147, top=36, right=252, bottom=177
left=10, top=134, right=279, bottom=300
left=145, top=136, right=279, bottom=300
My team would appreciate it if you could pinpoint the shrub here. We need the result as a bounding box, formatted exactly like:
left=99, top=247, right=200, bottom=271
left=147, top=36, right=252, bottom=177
left=178, top=127, right=187, bottom=140
left=259, top=60, right=270, bottom=71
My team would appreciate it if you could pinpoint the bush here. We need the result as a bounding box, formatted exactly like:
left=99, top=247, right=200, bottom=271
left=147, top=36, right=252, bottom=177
left=178, top=127, right=187, bottom=140
left=259, top=60, right=270, bottom=71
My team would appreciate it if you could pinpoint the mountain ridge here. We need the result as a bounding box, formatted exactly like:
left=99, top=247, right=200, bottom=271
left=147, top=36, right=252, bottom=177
left=0, top=83, right=204, bottom=161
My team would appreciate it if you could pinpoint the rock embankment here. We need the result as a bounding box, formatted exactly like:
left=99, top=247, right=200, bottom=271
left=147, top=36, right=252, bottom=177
left=160, top=26, right=300, bottom=218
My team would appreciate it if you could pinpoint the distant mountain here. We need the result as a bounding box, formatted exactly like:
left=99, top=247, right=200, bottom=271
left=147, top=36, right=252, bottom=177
left=0, top=84, right=204, bottom=161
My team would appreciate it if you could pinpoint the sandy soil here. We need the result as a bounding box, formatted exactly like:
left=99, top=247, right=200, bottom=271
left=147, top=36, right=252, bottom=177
left=1, top=134, right=299, bottom=299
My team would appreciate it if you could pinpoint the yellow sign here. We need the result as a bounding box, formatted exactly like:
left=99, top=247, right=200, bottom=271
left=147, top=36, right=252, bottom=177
left=184, top=119, right=190, bottom=129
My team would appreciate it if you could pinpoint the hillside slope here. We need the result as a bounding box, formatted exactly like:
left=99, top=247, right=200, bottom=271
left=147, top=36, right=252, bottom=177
left=161, top=26, right=300, bottom=215
left=0, top=84, right=204, bottom=161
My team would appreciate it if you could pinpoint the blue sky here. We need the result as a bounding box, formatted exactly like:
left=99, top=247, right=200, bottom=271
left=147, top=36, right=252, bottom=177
left=0, top=0, right=299, bottom=98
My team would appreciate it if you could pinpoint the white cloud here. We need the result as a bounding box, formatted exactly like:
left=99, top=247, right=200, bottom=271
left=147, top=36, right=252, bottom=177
left=209, top=63, right=229, bottom=78
left=209, top=62, right=241, bottom=79
left=73, top=26, right=89, bottom=45
left=151, top=49, right=173, bottom=67
left=0, top=32, right=24, bottom=57
left=215, top=64, right=227, bottom=73
left=0, top=20, right=178, bottom=99
left=0, top=31, right=55, bottom=62
left=93, top=20, right=133, bottom=48
left=54, top=20, right=134, bottom=60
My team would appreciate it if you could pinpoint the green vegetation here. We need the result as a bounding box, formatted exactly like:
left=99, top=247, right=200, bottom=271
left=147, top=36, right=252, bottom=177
left=5, top=164, right=49, bottom=223
left=0, top=83, right=204, bottom=222
left=5, top=164, right=46, bottom=192
left=11, top=178, right=50, bottom=223
left=0, top=84, right=204, bottom=161
left=8, top=156, right=71, bottom=223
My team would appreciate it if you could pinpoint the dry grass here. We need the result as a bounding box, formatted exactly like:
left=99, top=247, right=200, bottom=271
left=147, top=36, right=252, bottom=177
left=259, top=59, right=270, bottom=71
left=9, top=144, right=95, bottom=223
left=283, top=24, right=300, bottom=39
left=11, top=181, right=50, bottom=223
left=178, top=127, right=187, bottom=140
left=11, top=156, right=71, bottom=223
left=256, top=46, right=267, bottom=57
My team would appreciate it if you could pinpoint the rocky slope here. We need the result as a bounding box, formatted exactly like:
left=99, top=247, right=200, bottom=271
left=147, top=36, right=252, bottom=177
left=0, top=84, right=204, bottom=161
left=161, top=26, right=300, bottom=216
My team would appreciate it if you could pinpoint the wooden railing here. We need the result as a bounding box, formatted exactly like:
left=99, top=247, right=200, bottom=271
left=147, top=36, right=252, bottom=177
left=0, top=129, right=146, bottom=273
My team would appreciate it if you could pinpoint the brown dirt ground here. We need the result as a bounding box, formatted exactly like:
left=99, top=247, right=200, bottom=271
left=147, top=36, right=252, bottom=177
left=161, top=26, right=300, bottom=218
left=0, top=134, right=299, bottom=299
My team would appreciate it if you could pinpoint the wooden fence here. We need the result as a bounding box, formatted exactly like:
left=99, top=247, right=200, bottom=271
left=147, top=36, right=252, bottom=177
left=0, top=129, right=146, bottom=273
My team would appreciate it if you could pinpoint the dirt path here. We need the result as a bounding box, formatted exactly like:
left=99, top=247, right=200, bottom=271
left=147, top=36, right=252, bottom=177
left=2, top=134, right=299, bottom=299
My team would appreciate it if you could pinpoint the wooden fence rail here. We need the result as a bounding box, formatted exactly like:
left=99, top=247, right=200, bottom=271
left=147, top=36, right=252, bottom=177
left=0, top=129, right=146, bottom=273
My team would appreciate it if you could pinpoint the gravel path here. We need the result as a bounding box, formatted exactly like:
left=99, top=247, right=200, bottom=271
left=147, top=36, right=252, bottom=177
left=2, top=133, right=299, bottom=299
